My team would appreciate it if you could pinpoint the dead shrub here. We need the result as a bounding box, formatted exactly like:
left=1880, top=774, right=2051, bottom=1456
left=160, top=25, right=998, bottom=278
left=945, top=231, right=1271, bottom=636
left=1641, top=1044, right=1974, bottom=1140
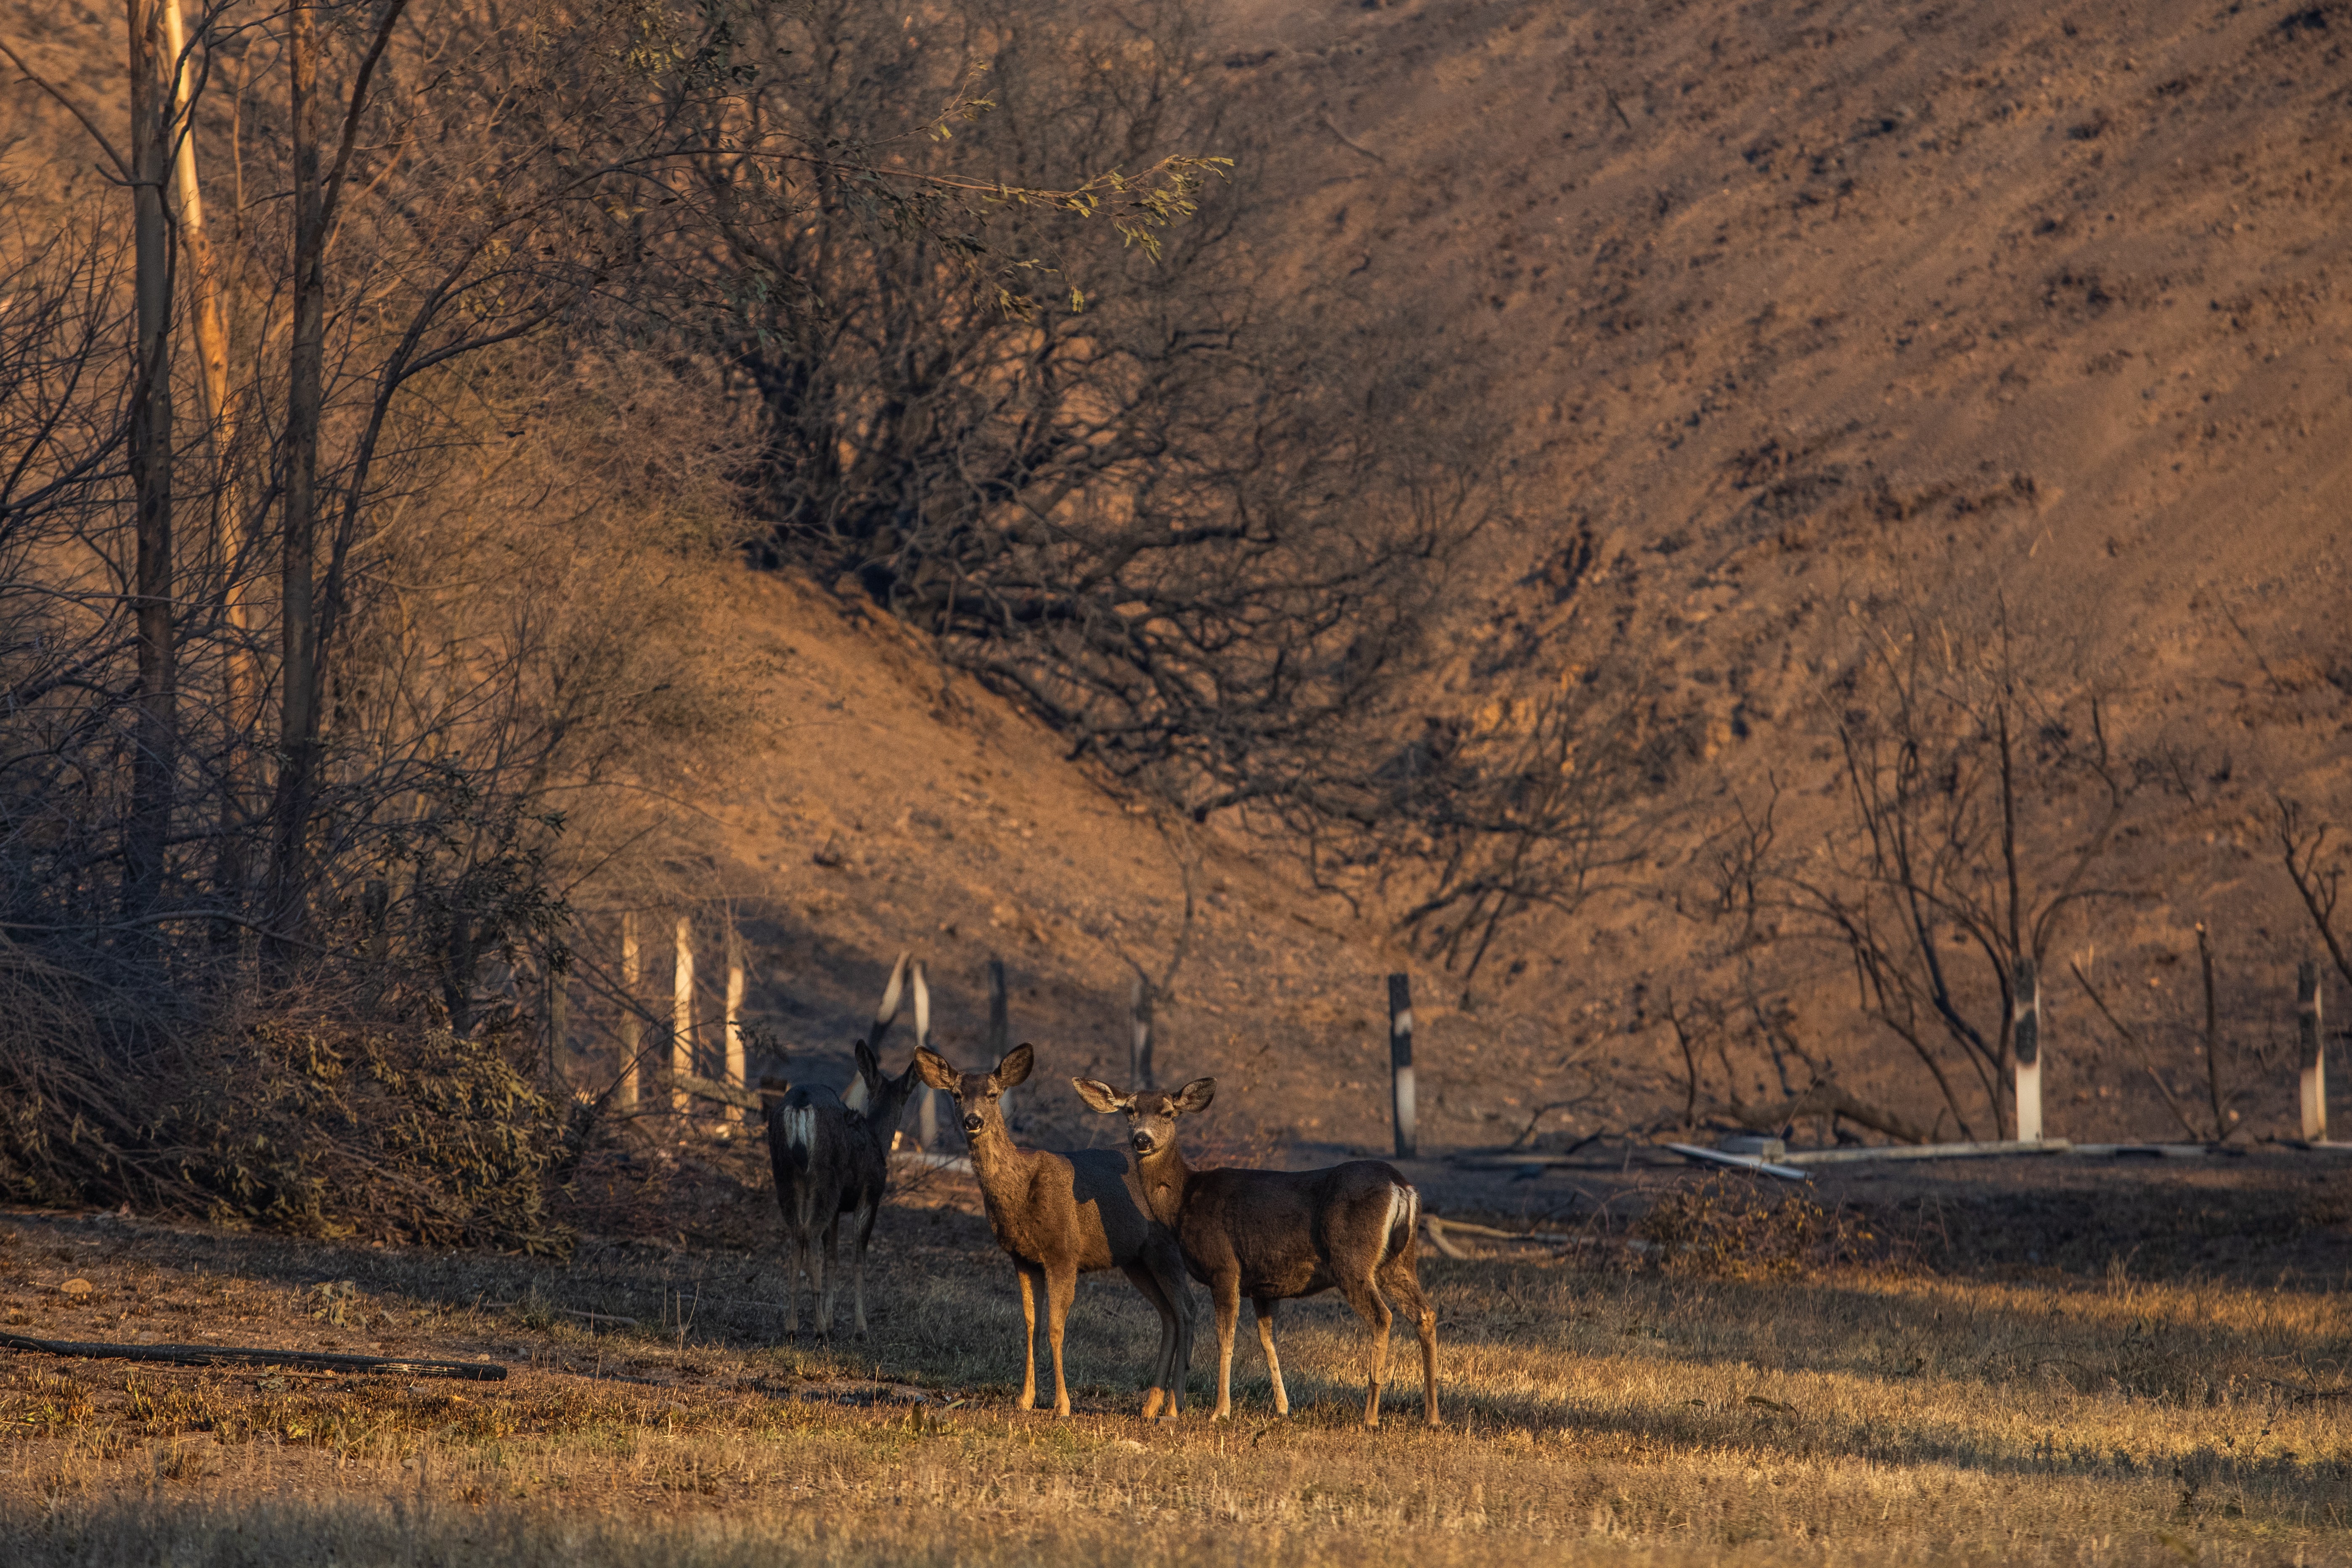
left=1634, top=1176, right=1898, bottom=1278
left=0, top=988, right=571, bottom=1255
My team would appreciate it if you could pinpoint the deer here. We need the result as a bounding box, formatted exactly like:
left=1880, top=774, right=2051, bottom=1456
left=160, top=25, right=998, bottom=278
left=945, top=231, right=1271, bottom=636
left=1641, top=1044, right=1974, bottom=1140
left=1071, top=1075, right=1439, bottom=1428
left=913, top=1042, right=1195, bottom=1420
left=764, top=951, right=927, bottom=1340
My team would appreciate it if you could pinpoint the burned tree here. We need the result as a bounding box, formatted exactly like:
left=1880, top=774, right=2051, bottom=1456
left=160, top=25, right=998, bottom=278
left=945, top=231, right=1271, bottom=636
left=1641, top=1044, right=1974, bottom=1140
left=1713, top=598, right=2133, bottom=1139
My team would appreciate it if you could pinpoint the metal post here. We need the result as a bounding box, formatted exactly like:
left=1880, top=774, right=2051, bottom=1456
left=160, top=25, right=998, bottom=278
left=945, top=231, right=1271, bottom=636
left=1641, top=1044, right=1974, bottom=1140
left=2300, top=959, right=2327, bottom=1143
left=1387, top=972, right=1416, bottom=1159
left=2013, top=955, right=2042, bottom=1143
left=1130, top=974, right=1155, bottom=1092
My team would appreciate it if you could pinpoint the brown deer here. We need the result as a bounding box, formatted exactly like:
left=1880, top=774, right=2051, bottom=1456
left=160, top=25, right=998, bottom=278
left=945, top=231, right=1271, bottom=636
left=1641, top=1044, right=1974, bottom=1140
left=1071, top=1076, right=1439, bottom=1428
left=913, top=1042, right=1195, bottom=1419
left=765, top=952, right=926, bottom=1340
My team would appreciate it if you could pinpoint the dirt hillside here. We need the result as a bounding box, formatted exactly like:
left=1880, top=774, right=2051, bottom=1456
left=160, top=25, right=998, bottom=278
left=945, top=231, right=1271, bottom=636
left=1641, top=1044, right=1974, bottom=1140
left=9, top=0, right=2349, bottom=1154
left=695, top=0, right=2352, bottom=1151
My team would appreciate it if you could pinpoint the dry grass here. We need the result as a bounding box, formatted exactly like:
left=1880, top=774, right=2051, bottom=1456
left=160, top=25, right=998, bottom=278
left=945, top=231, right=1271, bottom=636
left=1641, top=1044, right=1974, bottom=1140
left=0, top=1192, right=2348, bottom=1565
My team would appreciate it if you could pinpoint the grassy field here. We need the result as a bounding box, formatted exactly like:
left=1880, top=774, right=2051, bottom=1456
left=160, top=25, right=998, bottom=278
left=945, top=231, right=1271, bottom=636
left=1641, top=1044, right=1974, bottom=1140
left=1, top=1172, right=2348, bottom=1566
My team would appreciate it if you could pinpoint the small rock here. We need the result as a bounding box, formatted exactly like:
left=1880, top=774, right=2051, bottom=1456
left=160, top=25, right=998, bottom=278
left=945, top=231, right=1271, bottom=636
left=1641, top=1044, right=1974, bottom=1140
left=58, top=1278, right=93, bottom=1296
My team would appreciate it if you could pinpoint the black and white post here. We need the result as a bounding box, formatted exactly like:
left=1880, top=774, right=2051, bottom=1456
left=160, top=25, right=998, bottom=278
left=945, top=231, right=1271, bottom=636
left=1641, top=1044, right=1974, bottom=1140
left=2300, top=959, right=2326, bottom=1143
left=1130, top=974, right=1156, bottom=1092
left=1388, top=972, right=1417, bottom=1160
left=2013, top=955, right=2042, bottom=1143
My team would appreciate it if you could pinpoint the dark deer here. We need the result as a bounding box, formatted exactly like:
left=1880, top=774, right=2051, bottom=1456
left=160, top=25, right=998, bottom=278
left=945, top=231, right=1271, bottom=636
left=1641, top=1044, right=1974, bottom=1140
left=914, top=1043, right=1195, bottom=1419
left=765, top=952, right=926, bottom=1339
left=1071, top=1076, right=1439, bottom=1428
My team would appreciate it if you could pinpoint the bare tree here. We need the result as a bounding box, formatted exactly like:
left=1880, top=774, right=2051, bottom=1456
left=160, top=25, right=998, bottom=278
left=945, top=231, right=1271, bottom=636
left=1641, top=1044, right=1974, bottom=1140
left=1712, top=597, right=2133, bottom=1139
left=2278, top=794, right=2352, bottom=995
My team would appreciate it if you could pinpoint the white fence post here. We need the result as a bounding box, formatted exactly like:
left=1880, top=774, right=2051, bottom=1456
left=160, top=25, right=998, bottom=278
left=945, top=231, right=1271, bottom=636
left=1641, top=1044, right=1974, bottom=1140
left=724, top=918, right=748, bottom=1123
left=2013, top=956, right=2042, bottom=1143
left=671, top=914, right=695, bottom=1115
left=618, top=911, right=642, bottom=1111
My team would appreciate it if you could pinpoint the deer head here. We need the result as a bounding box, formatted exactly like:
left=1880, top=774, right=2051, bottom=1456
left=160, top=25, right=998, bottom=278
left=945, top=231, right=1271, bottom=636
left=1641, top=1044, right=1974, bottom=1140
left=853, top=1038, right=924, bottom=1138
left=1071, top=1077, right=1215, bottom=1158
left=915, top=1042, right=1033, bottom=1144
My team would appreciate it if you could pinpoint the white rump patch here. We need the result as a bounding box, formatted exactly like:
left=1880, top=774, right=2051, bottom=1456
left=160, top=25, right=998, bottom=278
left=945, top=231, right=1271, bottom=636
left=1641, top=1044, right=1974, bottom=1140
left=780, top=1104, right=818, bottom=1155
left=1381, top=1183, right=1415, bottom=1261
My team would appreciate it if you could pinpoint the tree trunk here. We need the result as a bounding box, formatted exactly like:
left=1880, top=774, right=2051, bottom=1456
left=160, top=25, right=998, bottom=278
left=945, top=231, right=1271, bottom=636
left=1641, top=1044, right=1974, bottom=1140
left=266, top=0, right=327, bottom=970
left=124, top=0, right=178, bottom=927
left=163, top=0, right=261, bottom=941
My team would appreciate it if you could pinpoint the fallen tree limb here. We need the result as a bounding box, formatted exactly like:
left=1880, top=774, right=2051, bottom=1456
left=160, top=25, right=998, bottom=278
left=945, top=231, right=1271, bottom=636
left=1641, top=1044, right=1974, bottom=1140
left=1720, top=1083, right=1931, bottom=1146
left=0, top=1332, right=507, bottom=1381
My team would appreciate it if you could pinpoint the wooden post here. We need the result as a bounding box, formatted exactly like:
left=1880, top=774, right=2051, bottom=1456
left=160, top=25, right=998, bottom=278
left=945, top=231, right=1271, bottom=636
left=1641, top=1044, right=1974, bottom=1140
left=1130, top=974, right=1155, bottom=1092
left=361, top=879, right=390, bottom=968
left=2013, top=956, right=2042, bottom=1143
left=618, top=912, right=641, bottom=1111
left=1387, top=972, right=1416, bottom=1159
left=987, top=955, right=1013, bottom=1118
left=723, top=919, right=748, bottom=1124
left=671, top=914, right=695, bottom=1116
left=2300, top=959, right=2327, bottom=1143
left=2196, top=922, right=2225, bottom=1141
left=545, top=950, right=568, bottom=1096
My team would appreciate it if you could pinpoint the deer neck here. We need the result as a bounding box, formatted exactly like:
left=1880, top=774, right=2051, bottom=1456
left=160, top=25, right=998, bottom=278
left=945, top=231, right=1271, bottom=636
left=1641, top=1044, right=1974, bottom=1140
left=1132, top=1139, right=1192, bottom=1229
left=960, top=1116, right=1035, bottom=1215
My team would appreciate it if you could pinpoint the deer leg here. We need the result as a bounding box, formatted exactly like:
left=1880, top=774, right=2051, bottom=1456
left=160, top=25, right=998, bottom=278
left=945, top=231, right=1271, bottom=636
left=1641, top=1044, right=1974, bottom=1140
left=1119, top=1262, right=1176, bottom=1421
left=1211, top=1274, right=1241, bottom=1421
left=1382, top=1260, right=1440, bottom=1428
left=1045, top=1261, right=1077, bottom=1419
left=784, top=1216, right=804, bottom=1341
left=817, top=1212, right=841, bottom=1340
left=1253, top=1297, right=1290, bottom=1417
left=1163, top=1247, right=1195, bottom=1419
left=1340, top=1274, right=1395, bottom=1429
left=851, top=1199, right=878, bottom=1339
left=1015, top=1264, right=1040, bottom=1411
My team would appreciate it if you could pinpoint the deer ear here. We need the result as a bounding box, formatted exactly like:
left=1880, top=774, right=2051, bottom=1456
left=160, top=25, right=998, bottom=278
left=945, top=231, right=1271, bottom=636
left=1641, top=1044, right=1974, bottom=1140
left=914, top=1048, right=960, bottom=1092
left=1173, top=1077, right=1216, bottom=1115
left=994, top=1043, right=1035, bottom=1088
left=1069, top=1077, right=1127, bottom=1114
left=854, top=1040, right=881, bottom=1090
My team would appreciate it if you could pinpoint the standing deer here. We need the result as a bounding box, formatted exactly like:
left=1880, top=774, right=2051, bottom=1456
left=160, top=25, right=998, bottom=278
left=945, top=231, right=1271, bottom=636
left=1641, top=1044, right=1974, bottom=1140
left=1071, top=1076, right=1439, bottom=1428
left=914, top=1043, right=1195, bottom=1420
left=765, top=952, right=926, bottom=1339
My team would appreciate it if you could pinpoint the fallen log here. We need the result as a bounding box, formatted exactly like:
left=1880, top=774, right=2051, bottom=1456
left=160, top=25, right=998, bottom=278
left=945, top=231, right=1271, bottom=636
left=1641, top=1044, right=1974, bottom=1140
left=0, top=1331, right=507, bottom=1381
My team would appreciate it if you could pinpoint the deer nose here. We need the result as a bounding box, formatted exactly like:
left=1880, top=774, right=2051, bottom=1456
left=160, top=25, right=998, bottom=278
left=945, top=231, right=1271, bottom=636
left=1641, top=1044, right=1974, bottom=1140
left=1131, top=1132, right=1155, bottom=1154
left=962, top=1113, right=984, bottom=1134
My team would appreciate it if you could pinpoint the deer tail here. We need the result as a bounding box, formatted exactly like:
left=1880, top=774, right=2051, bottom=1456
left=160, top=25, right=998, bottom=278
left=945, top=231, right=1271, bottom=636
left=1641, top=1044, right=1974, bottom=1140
left=777, top=1091, right=820, bottom=1175
left=1382, top=1181, right=1419, bottom=1265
